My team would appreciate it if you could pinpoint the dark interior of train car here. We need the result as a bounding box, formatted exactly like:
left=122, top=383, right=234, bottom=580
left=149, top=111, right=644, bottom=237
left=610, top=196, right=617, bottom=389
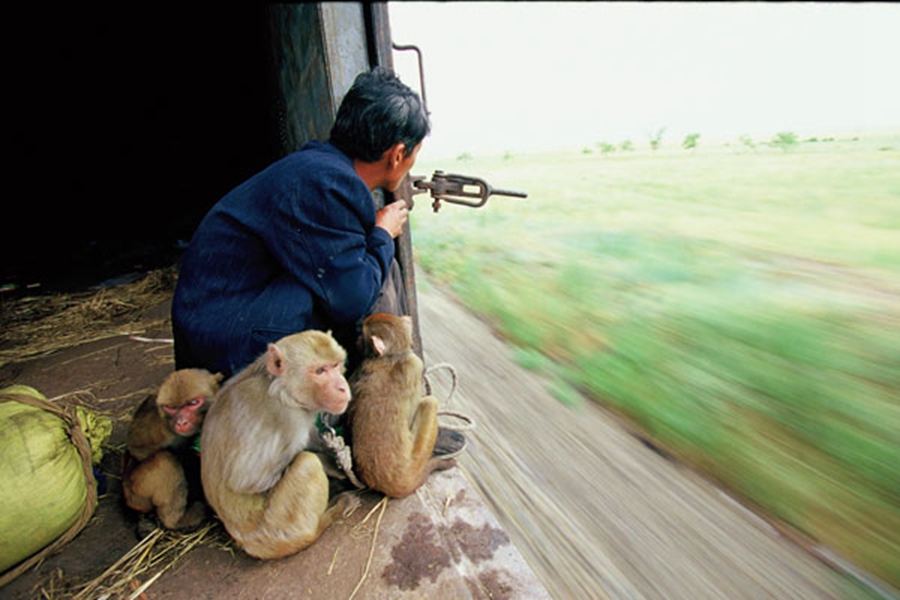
left=5, top=6, right=277, bottom=293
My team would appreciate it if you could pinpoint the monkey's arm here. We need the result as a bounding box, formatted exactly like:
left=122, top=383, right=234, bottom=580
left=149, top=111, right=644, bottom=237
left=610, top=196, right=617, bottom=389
left=217, top=430, right=289, bottom=495
left=219, top=415, right=309, bottom=496
left=127, top=397, right=174, bottom=460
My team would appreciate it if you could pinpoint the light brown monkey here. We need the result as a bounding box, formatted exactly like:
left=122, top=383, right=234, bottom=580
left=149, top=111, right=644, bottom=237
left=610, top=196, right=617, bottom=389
left=122, top=368, right=223, bottom=532
left=200, top=330, right=358, bottom=560
left=348, top=313, right=456, bottom=498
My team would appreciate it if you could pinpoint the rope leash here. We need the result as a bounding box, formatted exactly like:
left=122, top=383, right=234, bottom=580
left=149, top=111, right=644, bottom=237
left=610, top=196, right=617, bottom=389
left=423, top=362, right=457, bottom=400
left=424, top=363, right=475, bottom=432
left=319, top=414, right=367, bottom=490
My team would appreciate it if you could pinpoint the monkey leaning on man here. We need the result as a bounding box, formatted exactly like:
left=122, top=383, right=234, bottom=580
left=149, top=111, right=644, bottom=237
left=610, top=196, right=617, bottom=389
left=346, top=313, right=457, bottom=499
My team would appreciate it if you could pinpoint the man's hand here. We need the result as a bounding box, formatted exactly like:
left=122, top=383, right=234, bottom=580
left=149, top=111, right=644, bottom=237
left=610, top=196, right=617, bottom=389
left=375, top=201, right=410, bottom=239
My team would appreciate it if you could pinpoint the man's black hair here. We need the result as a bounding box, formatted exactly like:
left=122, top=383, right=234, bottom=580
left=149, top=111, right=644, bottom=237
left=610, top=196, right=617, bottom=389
left=330, top=67, right=430, bottom=162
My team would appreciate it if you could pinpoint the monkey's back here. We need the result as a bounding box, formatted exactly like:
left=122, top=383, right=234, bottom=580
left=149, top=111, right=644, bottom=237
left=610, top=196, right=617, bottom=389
left=200, top=364, right=276, bottom=520
left=349, top=353, right=429, bottom=494
left=126, top=395, right=176, bottom=460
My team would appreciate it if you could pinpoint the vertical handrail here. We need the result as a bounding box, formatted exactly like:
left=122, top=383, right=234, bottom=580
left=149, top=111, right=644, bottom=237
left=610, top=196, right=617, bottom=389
left=391, top=43, right=429, bottom=115
left=364, top=6, right=423, bottom=358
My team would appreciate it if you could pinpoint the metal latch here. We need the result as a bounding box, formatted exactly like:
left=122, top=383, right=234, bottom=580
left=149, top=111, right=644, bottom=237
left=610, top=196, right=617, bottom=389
left=410, top=171, right=527, bottom=212
left=393, top=43, right=526, bottom=213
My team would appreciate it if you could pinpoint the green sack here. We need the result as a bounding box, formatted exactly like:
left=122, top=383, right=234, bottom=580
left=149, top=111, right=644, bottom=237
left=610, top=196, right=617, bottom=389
left=0, top=386, right=112, bottom=583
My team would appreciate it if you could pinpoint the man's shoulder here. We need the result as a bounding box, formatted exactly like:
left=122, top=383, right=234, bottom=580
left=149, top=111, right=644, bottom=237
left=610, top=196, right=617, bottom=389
left=287, top=142, right=370, bottom=196
left=288, top=141, right=351, bottom=169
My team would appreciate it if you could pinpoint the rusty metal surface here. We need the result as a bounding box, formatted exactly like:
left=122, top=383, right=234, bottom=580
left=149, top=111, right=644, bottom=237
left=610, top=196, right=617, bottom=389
left=267, top=4, right=335, bottom=155
left=320, top=3, right=369, bottom=108
left=363, top=3, right=393, bottom=70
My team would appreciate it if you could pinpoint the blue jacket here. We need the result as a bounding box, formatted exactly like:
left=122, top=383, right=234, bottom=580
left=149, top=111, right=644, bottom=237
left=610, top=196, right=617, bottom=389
left=171, top=141, right=394, bottom=376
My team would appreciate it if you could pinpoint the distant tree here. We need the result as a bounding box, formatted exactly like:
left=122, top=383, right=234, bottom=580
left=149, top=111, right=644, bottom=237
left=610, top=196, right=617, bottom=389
left=739, top=135, right=756, bottom=152
left=503, top=150, right=514, bottom=161
left=582, top=146, right=594, bottom=154
left=619, top=140, right=634, bottom=152
left=456, top=151, right=473, bottom=162
left=770, top=131, right=798, bottom=152
left=649, top=127, right=666, bottom=151
left=597, top=142, right=616, bottom=154
left=683, top=133, right=700, bottom=151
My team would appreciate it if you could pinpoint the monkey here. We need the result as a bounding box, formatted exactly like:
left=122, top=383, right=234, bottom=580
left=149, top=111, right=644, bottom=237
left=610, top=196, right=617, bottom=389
left=347, top=313, right=456, bottom=499
left=122, top=368, right=223, bottom=532
left=200, top=330, right=359, bottom=560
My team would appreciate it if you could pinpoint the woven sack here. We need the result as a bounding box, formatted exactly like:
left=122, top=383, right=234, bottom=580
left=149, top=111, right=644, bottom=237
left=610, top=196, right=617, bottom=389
left=0, top=385, right=112, bottom=585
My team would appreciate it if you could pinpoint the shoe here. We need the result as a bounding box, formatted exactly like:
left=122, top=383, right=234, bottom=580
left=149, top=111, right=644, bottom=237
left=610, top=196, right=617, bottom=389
left=433, top=427, right=467, bottom=460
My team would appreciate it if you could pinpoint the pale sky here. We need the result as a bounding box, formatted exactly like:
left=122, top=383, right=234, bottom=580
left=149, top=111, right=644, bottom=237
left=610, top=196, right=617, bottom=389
left=388, top=2, right=900, bottom=159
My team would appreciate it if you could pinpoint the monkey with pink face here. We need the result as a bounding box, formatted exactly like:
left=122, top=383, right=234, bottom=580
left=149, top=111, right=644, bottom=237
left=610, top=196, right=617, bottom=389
left=122, top=368, right=223, bottom=533
left=200, top=329, right=358, bottom=559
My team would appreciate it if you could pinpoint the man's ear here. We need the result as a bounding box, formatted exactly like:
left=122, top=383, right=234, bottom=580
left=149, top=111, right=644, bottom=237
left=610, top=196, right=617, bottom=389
left=386, top=142, right=406, bottom=168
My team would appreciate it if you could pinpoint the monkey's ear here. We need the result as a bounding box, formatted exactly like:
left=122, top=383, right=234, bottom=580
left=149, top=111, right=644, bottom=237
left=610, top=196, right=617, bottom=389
left=371, top=336, right=387, bottom=357
left=266, top=344, right=287, bottom=377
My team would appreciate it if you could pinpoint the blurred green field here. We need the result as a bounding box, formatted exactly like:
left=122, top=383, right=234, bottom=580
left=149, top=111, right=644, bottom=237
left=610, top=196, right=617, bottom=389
left=410, top=132, right=900, bottom=589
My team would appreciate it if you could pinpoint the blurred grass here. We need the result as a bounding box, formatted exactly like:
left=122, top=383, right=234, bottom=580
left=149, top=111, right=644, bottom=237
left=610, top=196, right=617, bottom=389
left=411, top=133, right=900, bottom=589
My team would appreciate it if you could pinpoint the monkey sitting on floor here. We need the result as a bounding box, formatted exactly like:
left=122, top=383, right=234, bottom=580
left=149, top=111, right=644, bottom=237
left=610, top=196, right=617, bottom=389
left=347, top=313, right=457, bottom=499
left=200, top=330, right=359, bottom=559
left=122, top=368, right=223, bottom=533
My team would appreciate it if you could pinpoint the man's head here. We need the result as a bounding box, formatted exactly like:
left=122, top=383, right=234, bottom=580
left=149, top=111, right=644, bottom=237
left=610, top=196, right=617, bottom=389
left=330, top=67, right=430, bottom=164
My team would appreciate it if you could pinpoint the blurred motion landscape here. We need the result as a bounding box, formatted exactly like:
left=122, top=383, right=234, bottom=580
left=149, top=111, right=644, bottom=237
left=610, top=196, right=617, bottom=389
left=390, top=4, right=900, bottom=593
left=3, top=3, right=898, bottom=598
left=409, top=131, right=900, bottom=592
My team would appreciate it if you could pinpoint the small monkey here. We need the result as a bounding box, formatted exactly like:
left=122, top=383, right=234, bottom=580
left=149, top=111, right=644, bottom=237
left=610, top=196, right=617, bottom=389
left=122, top=368, right=223, bottom=532
left=200, top=330, right=358, bottom=560
left=348, top=313, right=456, bottom=498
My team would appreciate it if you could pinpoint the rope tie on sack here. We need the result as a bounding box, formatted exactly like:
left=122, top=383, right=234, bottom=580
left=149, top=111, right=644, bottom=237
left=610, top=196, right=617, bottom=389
left=0, top=393, right=99, bottom=587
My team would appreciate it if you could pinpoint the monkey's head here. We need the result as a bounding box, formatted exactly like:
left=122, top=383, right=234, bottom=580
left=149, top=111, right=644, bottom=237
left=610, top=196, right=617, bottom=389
left=360, top=313, right=413, bottom=358
left=266, top=330, right=351, bottom=415
left=157, top=368, right=224, bottom=437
